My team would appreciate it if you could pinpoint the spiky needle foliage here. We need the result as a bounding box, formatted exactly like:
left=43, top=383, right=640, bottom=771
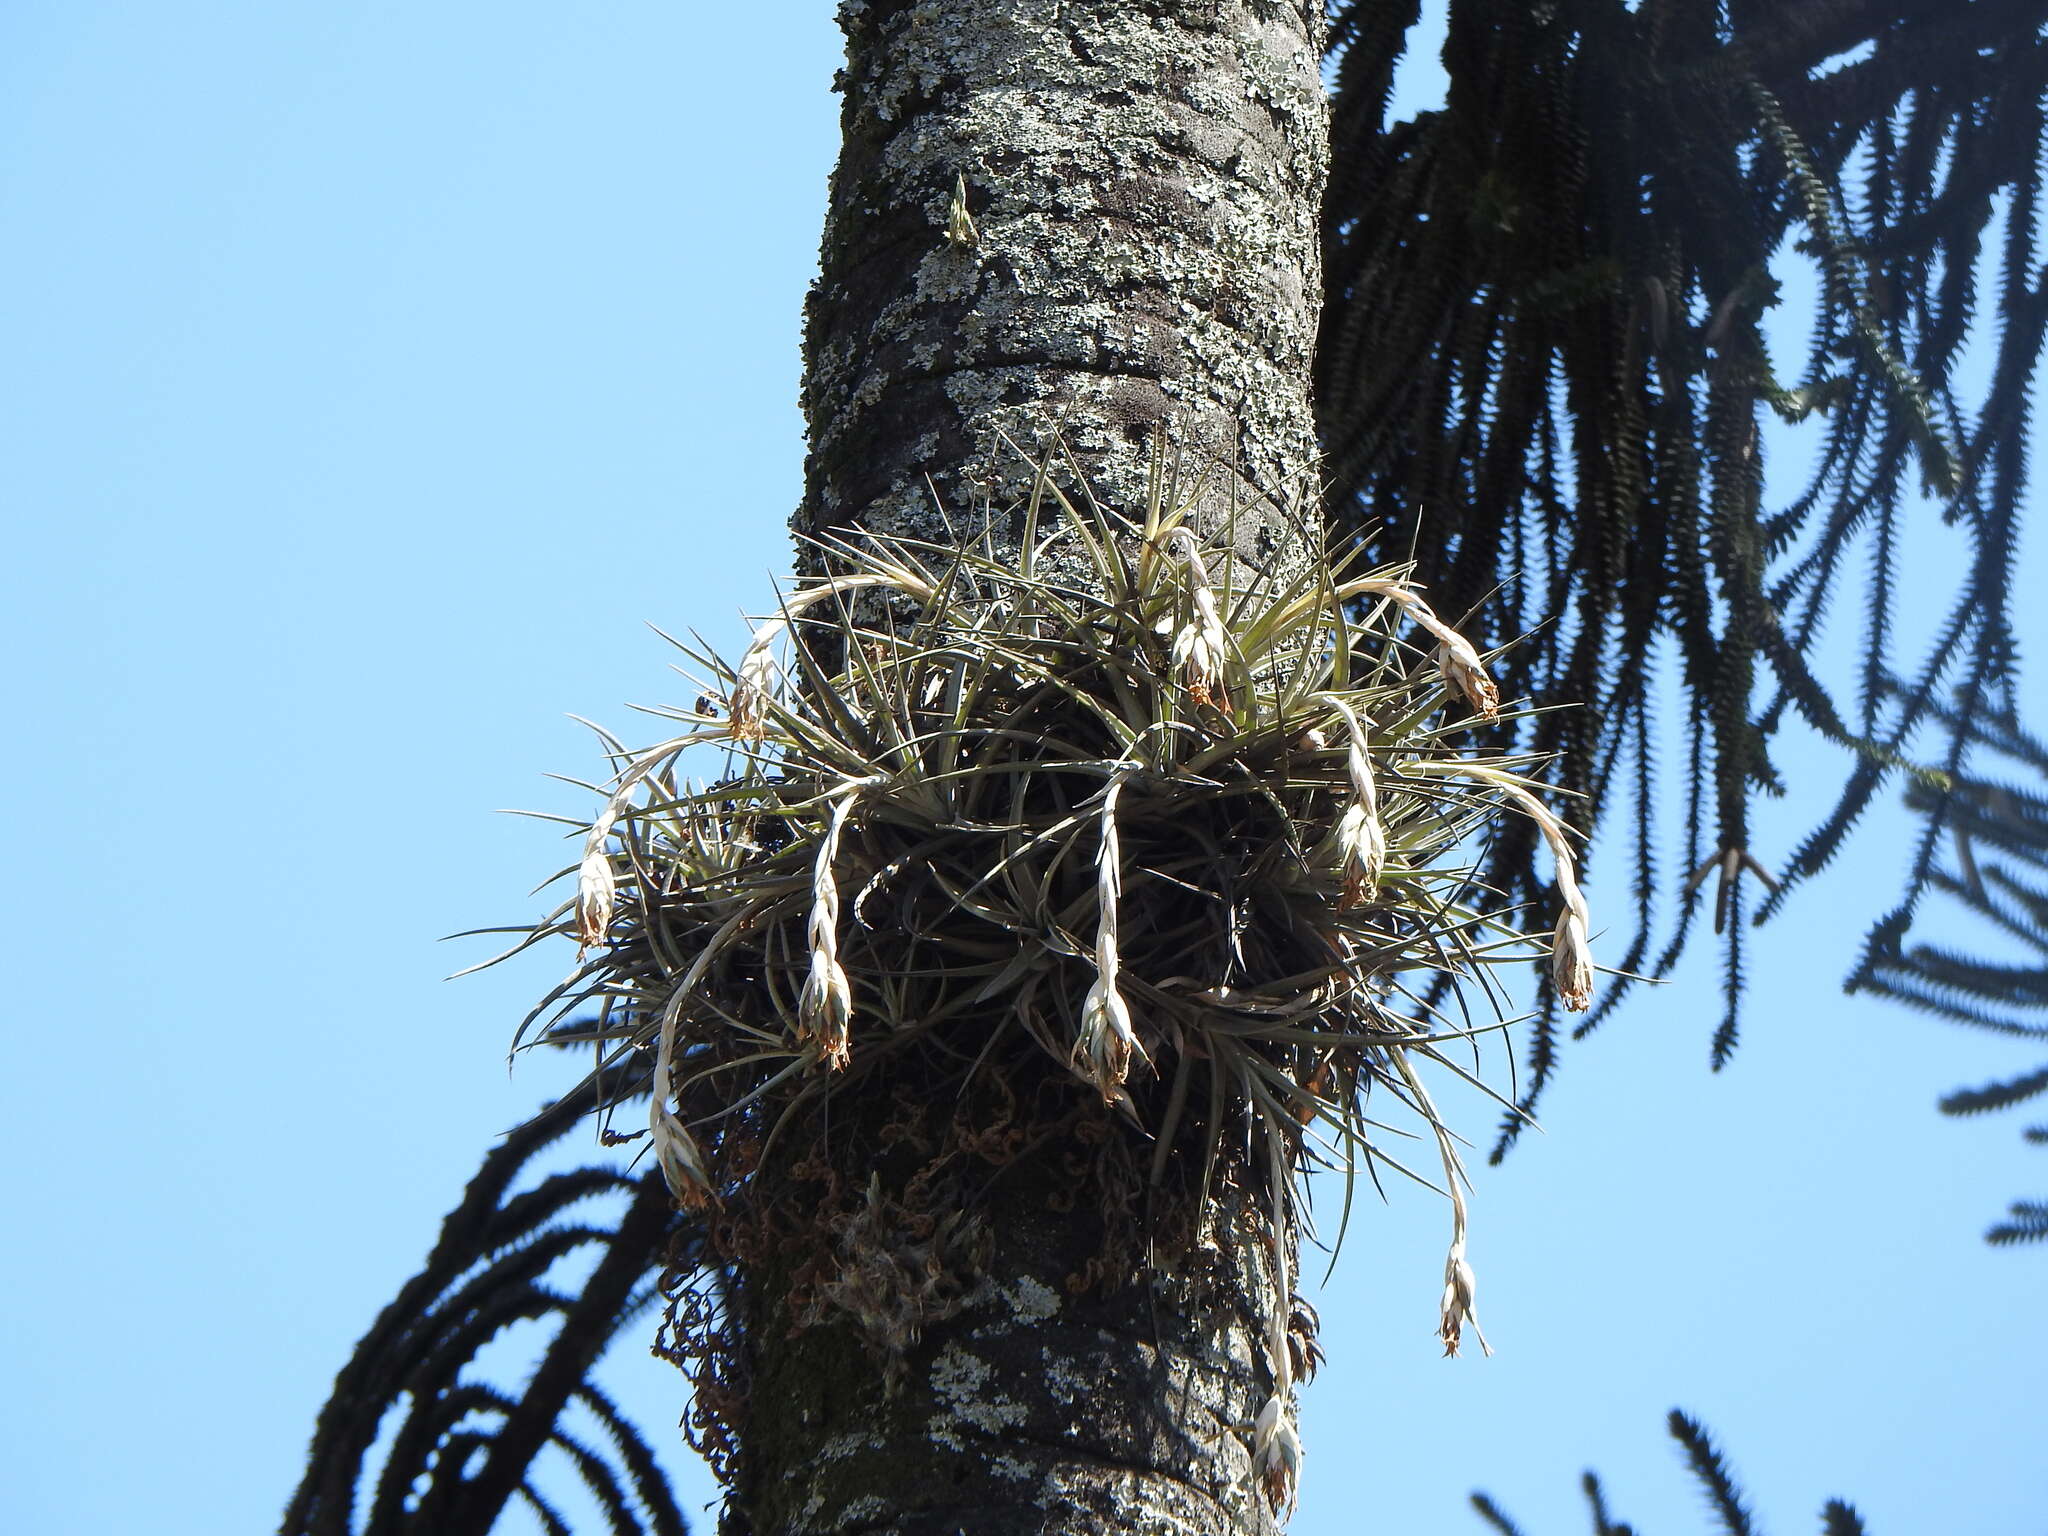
left=281, top=1058, right=706, bottom=1536
left=1471, top=1409, right=1872, bottom=1536
left=1323, top=0, right=2048, bottom=1152
left=1852, top=688, right=2048, bottom=1246
left=501, top=453, right=1592, bottom=1515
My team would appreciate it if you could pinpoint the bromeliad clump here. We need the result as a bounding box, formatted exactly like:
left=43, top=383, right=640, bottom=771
left=503, top=457, right=1595, bottom=1518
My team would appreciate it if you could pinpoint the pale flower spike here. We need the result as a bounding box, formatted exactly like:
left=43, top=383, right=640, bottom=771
left=1503, top=781, right=1596, bottom=1014
left=1414, top=759, right=1597, bottom=1012
left=1346, top=736, right=1376, bottom=806
left=1327, top=699, right=1385, bottom=908
left=797, top=792, right=858, bottom=1070
left=1073, top=775, right=1145, bottom=1104
left=1254, top=1126, right=1302, bottom=1517
left=574, top=731, right=729, bottom=956
left=651, top=988, right=718, bottom=1210
left=1253, top=1392, right=1302, bottom=1519
left=1387, top=1046, right=1492, bottom=1360
left=1438, top=1233, right=1491, bottom=1358
left=1077, top=968, right=1139, bottom=1103
left=1552, top=904, right=1595, bottom=1012
left=1347, top=578, right=1500, bottom=722
left=727, top=571, right=943, bottom=743
left=575, top=842, right=616, bottom=957
left=1433, top=628, right=1501, bottom=722
left=1165, top=528, right=1230, bottom=711
left=653, top=1111, right=716, bottom=1212
left=1335, top=801, right=1385, bottom=910
left=728, top=618, right=785, bottom=743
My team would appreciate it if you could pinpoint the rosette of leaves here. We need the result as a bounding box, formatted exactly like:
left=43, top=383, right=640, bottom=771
left=489, top=466, right=1595, bottom=1506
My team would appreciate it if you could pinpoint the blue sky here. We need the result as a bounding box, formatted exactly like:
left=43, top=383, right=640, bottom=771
left=1, top=6, right=2040, bottom=1534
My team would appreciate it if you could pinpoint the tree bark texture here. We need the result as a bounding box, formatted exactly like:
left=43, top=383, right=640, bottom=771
left=739, top=1146, right=1290, bottom=1536
left=796, top=0, right=1329, bottom=575
left=741, top=4, right=1331, bottom=1533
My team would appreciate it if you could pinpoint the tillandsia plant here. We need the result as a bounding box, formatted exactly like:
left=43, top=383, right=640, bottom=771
left=486, top=451, right=1597, bottom=1519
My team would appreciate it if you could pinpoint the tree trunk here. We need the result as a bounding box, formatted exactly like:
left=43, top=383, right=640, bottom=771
left=738, top=4, right=1330, bottom=1533
left=798, top=0, right=1328, bottom=576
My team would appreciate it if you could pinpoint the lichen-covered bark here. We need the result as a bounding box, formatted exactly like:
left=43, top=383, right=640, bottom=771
left=796, top=0, right=1328, bottom=574
left=741, top=4, right=1331, bottom=1531
left=739, top=1144, right=1288, bottom=1536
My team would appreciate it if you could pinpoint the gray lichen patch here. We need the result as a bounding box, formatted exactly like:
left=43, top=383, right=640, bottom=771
left=798, top=0, right=1329, bottom=587
left=739, top=1120, right=1293, bottom=1534
left=813, top=1428, right=888, bottom=1465
left=1038, top=1347, right=1094, bottom=1410
left=835, top=1494, right=892, bottom=1525
left=927, top=1341, right=1030, bottom=1449
left=1003, top=1273, right=1062, bottom=1323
